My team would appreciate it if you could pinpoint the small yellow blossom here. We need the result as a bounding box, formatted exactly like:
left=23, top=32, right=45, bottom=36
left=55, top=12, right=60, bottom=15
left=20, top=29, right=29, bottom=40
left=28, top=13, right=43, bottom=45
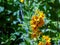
left=35, top=9, right=45, bottom=19
left=38, top=35, right=51, bottom=45
left=42, top=35, right=51, bottom=42
left=39, top=11, right=45, bottom=19
left=20, top=0, right=24, bottom=3
left=32, top=15, right=39, bottom=21
left=38, top=42, right=44, bottom=45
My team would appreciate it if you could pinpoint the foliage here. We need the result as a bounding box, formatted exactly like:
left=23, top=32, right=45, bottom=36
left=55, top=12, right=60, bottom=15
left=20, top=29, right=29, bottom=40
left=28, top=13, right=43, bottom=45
left=0, top=0, right=60, bottom=45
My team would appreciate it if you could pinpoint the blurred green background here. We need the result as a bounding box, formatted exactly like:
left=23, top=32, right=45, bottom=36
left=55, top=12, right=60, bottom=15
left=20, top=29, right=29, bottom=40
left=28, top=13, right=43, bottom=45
left=0, top=0, right=60, bottom=45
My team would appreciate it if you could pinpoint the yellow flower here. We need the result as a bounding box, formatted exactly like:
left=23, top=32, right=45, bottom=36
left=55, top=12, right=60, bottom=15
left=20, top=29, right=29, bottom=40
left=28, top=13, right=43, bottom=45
left=32, top=15, right=39, bottom=21
left=20, top=0, right=24, bottom=3
left=30, top=10, right=45, bottom=39
left=42, top=35, right=51, bottom=42
left=38, top=42, right=44, bottom=45
left=30, top=10, right=45, bottom=28
left=30, top=20, right=37, bottom=25
left=35, top=9, right=45, bottom=19
left=39, top=11, right=45, bottom=19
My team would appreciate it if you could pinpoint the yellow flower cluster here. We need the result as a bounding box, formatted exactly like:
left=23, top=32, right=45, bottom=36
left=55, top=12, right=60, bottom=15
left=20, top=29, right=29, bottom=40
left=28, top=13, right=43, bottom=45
left=30, top=10, right=45, bottom=38
left=38, top=35, right=51, bottom=45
